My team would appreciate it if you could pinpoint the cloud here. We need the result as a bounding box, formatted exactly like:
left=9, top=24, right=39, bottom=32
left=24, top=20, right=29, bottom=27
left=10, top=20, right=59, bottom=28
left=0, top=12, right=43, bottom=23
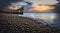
left=28, top=0, right=58, bottom=5
left=0, top=0, right=23, bottom=10
left=29, top=4, right=55, bottom=12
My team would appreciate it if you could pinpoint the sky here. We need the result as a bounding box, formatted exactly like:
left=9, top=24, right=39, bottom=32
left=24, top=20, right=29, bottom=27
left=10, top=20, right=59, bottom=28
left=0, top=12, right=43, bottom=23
left=0, top=0, right=59, bottom=12
left=23, top=0, right=59, bottom=12
left=25, top=0, right=58, bottom=5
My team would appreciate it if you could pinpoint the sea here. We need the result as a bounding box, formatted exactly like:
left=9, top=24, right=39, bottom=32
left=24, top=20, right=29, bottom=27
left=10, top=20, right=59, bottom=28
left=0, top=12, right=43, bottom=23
left=18, top=11, right=60, bottom=29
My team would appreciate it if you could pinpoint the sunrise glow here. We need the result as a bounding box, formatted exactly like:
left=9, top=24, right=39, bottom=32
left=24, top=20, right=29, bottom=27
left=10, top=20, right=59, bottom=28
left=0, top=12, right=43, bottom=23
left=29, top=4, right=55, bottom=12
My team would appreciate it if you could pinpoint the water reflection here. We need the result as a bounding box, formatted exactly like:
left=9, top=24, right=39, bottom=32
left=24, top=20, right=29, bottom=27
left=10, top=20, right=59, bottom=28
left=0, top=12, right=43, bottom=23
left=18, top=13, right=60, bottom=29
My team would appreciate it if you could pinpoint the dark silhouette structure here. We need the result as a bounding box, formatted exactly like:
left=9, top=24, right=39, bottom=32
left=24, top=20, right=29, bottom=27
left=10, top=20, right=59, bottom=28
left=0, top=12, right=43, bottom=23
left=16, top=7, right=24, bottom=14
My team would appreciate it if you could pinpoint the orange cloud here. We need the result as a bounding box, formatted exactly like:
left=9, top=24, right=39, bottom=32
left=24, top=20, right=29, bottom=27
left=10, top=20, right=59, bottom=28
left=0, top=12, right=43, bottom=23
left=29, top=4, right=55, bottom=12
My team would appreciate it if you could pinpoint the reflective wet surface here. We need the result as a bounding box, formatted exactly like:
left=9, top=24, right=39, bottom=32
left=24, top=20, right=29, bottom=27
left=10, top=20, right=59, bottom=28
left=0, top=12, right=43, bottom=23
left=18, top=13, right=60, bottom=29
